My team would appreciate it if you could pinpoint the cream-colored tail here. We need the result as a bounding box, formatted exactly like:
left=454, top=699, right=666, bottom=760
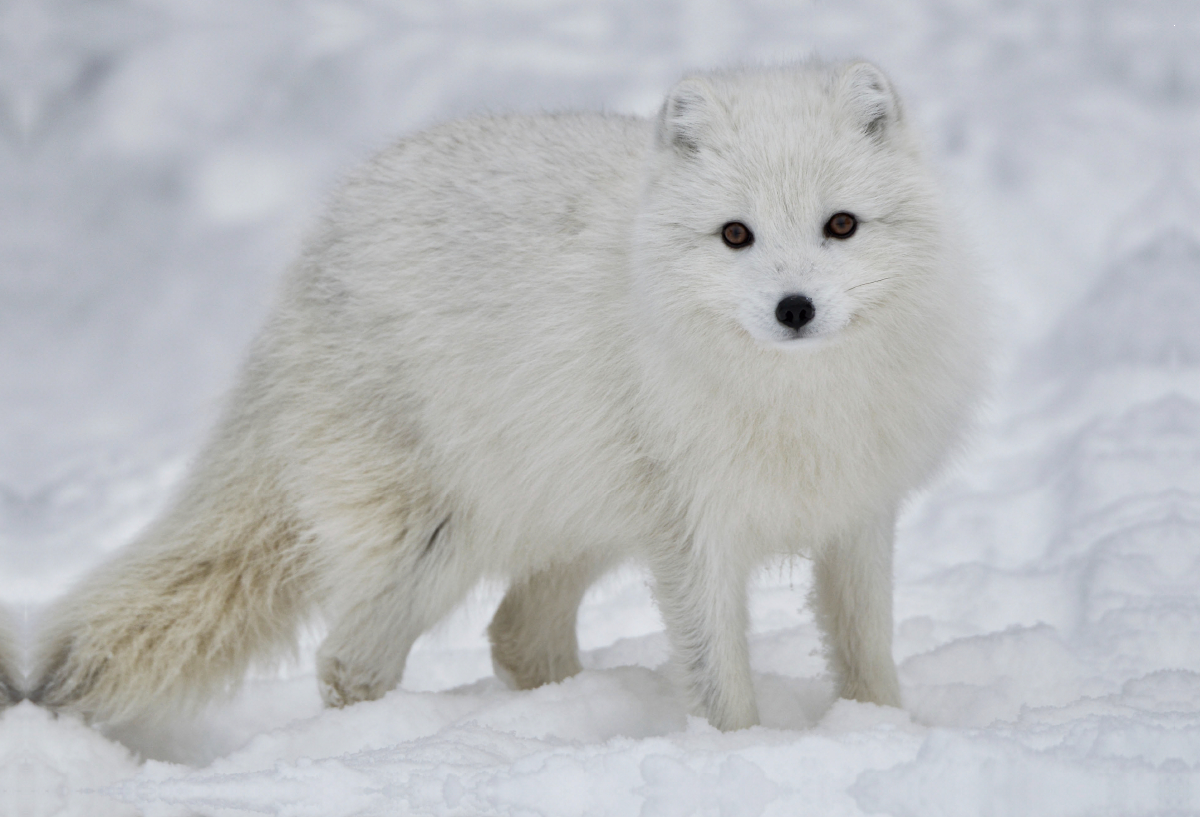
left=30, top=447, right=314, bottom=724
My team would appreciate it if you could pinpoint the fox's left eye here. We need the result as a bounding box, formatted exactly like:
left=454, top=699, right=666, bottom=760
left=824, top=212, right=858, bottom=239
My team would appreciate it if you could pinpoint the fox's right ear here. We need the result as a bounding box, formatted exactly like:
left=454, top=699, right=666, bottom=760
left=837, top=61, right=902, bottom=141
left=656, top=77, right=721, bottom=156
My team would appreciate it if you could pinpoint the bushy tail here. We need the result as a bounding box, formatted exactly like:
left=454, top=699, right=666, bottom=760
left=31, top=455, right=314, bottom=724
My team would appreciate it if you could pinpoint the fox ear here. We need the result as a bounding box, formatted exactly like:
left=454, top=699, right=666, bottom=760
left=838, top=61, right=902, bottom=140
left=656, top=77, right=720, bottom=155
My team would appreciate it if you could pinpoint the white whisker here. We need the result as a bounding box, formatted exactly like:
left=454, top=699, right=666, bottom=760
left=847, top=276, right=896, bottom=292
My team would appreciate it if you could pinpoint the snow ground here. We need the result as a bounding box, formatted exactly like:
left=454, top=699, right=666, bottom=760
left=2, top=1, right=1198, bottom=815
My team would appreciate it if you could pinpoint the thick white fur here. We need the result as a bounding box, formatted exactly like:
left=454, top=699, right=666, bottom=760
left=32, top=61, right=985, bottom=729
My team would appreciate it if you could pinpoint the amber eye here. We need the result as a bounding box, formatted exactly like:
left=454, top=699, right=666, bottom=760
left=721, top=221, right=754, bottom=249
left=824, top=212, right=858, bottom=239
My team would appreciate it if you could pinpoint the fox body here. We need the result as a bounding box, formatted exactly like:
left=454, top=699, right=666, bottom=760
left=31, top=61, right=984, bottom=730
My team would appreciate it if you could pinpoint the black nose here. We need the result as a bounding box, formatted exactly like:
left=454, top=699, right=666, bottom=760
left=775, top=294, right=815, bottom=331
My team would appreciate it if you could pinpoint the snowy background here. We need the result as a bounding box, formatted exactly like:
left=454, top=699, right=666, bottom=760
left=2, top=0, right=1198, bottom=815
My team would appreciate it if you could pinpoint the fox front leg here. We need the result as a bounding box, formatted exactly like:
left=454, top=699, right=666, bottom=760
left=649, top=536, right=758, bottom=731
left=811, top=511, right=902, bottom=708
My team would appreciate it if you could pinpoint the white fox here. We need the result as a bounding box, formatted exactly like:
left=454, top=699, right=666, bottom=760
left=32, top=60, right=985, bottom=730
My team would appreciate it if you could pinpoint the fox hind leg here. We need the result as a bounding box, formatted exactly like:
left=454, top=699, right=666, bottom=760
left=316, top=515, right=481, bottom=707
left=488, top=553, right=610, bottom=690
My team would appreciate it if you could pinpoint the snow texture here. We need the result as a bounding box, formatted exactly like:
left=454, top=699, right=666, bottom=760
left=2, top=0, right=1198, bottom=815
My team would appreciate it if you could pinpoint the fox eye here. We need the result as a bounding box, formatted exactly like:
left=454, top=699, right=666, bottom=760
left=721, top=222, right=754, bottom=248
left=824, top=212, right=858, bottom=239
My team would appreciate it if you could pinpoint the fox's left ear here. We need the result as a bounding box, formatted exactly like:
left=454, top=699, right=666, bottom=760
left=837, top=61, right=902, bottom=140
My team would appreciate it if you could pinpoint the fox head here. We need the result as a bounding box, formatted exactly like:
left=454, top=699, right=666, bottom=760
left=633, top=61, right=947, bottom=354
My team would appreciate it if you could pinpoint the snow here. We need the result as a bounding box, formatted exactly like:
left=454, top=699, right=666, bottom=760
left=2, top=1, right=1197, bottom=814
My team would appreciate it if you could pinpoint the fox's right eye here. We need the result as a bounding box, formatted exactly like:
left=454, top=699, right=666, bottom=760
left=721, top=222, right=754, bottom=249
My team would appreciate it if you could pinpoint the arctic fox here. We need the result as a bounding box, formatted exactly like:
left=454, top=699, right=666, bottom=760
left=32, top=60, right=984, bottom=730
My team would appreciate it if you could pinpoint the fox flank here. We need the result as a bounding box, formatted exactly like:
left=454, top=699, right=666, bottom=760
left=31, top=60, right=986, bottom=730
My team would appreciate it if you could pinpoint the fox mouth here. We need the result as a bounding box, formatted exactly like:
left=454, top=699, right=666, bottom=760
left=769, top=330, right=839, bottom=349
